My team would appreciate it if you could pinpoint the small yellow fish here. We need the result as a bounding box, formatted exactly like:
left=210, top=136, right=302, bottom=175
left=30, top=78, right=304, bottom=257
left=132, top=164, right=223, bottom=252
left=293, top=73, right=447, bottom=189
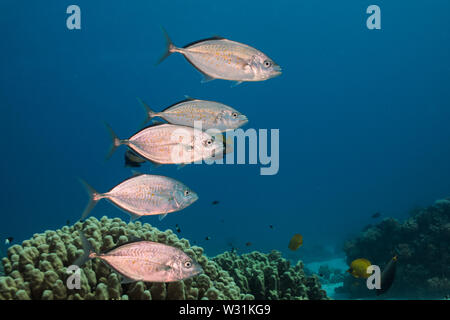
left=347, top=258, right=372, bottom=279
left=288, top=234, right=303, bottom=251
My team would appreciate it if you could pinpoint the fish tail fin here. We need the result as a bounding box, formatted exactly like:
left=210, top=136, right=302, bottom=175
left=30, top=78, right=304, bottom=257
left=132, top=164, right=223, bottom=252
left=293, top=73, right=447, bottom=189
left=156, top=26, right=177, bottom=65
left=73, top=232, right=96, bottom=267
left=104, top=122, right=126, bottom=159
left=78, top=178, right=103, bottom=221
left=137, top=98, right=157, bottom=126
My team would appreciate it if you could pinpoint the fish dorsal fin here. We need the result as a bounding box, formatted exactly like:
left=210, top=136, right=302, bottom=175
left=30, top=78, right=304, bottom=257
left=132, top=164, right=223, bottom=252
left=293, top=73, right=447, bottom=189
left=183, top=95, right=197, bottom=101
left=161, top=97, right=198, bottom=112
left=130, top=170, right=144, bottom=177
left=183, top=36, right=226, bottom=48
left=130, top=122, right=170, bottom=139
left=103, top=237, right=145, bottom=254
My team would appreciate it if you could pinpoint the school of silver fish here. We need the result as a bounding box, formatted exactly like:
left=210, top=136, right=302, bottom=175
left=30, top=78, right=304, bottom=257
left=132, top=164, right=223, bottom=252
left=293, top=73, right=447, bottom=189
left=76, top=27, right=281, bottom=283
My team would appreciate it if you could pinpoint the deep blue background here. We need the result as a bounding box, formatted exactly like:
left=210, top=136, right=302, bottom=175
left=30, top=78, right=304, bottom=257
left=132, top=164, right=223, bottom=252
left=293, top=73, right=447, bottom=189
left=1, top=0, right=450, bottom=260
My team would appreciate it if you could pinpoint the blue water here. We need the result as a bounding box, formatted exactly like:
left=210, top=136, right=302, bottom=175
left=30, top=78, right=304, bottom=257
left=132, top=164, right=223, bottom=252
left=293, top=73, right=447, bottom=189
left=1, top=0, right=450, bottom=263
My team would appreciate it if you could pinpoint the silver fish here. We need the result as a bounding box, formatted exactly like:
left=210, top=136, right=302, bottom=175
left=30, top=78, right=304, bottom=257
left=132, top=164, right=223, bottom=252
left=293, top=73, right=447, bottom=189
left=79, top=173, right=198, bottom=221
left=106, top=123, right=224, bottom=165
left=139, top=97, right=248, bottom=132
left=75, top=233, right=202, bottom=283
left=157, top=28, right=282, bottom=84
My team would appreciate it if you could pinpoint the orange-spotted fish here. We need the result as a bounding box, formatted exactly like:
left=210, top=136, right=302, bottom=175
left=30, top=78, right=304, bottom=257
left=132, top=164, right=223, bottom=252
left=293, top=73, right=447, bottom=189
left=157, top=28, right=282, bottom=85
left=74, top=233, right=202, bottom=283
left=79, top=173, right=198, bottom=221
left=288, top=234, right=303, bottom=251
left=139, top=97, right=248, bottom=132
left=347, top=258, right=372, bottom=279
left=105, top=123, right=224, bottom=165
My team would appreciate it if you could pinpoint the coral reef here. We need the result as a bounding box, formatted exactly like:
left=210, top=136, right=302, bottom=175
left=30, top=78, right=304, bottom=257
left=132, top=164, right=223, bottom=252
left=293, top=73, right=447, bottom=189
left=213, top=250, right=329, bottom=300
left=0, top=216, right=246, bottom=300
left=338, top=198, right=450, bottom=299
left=317, top=265, right=345, bottom=284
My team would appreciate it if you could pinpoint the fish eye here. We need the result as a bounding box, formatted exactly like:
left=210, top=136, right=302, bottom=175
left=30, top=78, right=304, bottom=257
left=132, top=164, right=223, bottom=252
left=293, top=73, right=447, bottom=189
left=263, top=60, right=272, bottom=68
left=184, top=261, right=192, bottom=268
left=184, top=190, right=190, bottom=197
left=232, top=112, right=238, bottom=118
left=206, top=139, right=213, bottom=145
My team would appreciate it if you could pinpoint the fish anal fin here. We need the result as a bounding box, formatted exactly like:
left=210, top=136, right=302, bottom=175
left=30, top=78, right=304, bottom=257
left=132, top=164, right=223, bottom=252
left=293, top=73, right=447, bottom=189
left=129, top=213, right=141, bottom=223
left=158, top=213, right=168, bottom=221
left=231, top=81, right=243, bottom=88
left=130, top=170, right=144, bottom=177
left=201, top=74, right=216, bottom=83
left=183, top=36, right=226, bottom=49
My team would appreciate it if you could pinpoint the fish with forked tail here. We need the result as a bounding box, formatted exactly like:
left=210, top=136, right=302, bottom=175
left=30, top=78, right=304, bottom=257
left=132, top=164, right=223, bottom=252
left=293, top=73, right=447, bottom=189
left=105, top=122, right=224, bottom=166
left=138, top=97, right=248, bottom=132
left=74, top=233, right=202, bottom=283
left=79, top=173, right=198, bottom=222
left=157, top=27, right=282, bottom=85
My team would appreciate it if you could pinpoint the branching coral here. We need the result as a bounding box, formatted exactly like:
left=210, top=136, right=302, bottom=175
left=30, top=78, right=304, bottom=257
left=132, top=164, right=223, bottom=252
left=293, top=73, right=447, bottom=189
left=0, top=216, right=247, bottom=300
left=213, top=250, right=329, bottom=300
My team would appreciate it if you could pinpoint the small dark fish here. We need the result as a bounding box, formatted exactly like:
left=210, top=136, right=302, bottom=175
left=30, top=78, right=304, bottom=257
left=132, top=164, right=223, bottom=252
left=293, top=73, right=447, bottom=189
left=319, top=273, right=324, bottom=277
left=376, top=256, right=398, bottom=296
left=372, top=212, right=381, bottom=218
left=269, top=225, right=274, bottom=229
left=230, top=247, right=237, bottom=253
left=125, top=150, right=146, bottom=168
left=175, top=224, right=181, bottom=233
left=205, top=237, right=211, bottom=241
left=212, top=200, right=220, bottom=205
left=245, top=242, right=252, bottom=247
left=5, top=237, right=13, bottom=245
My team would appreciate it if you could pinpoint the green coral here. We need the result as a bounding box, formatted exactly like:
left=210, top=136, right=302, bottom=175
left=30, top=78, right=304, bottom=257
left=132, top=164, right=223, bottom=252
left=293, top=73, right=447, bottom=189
left=0, top=216, right=246, bottom=300
left=213, top=250, right=329, bottom=300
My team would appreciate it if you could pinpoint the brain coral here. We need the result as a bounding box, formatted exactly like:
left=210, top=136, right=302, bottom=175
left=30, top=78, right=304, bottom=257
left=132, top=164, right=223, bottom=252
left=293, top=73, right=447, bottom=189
left=213, top=250, right=329, bottom=300
left=0, top=216, right=248, bottom=300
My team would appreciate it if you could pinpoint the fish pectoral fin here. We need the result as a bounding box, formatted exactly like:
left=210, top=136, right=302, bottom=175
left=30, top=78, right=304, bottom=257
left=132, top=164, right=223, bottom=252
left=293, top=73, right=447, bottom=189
left=128, top=213, right=141, bottom=223
left=140, top=259, right=171, bottom=271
